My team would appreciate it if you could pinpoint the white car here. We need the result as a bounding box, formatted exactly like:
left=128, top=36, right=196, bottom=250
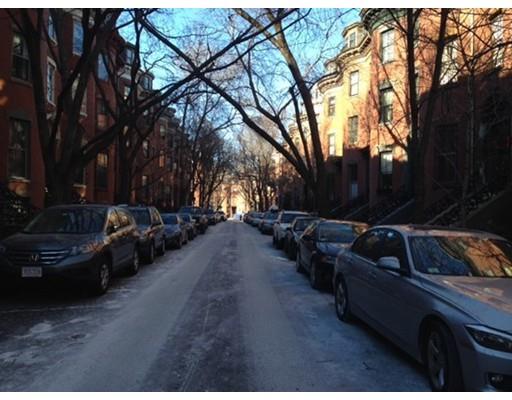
left=272, top=210, right=309, bottom=249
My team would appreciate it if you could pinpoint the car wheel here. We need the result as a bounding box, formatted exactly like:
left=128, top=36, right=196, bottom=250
left=146, top=242, right=155, bottom=264
left=296, top=251, right=304, bottom=273
left=309, top=259, right=322, bottom=290
left=335, top=275, right=353, bottom=322
left=91, top=259, right=111, bottom=295
left=176, top=237, right=183, bottom=249
left=127, top=248, right=140, bottom=276
left=157, top=237, right=166, bottom=256
left=425, top=323, right=463, bottom=391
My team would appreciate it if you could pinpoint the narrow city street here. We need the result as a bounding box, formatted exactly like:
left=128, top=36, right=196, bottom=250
left=0, top=221, right=428, bottom=391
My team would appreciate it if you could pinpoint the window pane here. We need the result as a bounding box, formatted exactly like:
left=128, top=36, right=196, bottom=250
left=73, top=20, right=83, bottom=55
left=8, top=119, right=30, bottom=178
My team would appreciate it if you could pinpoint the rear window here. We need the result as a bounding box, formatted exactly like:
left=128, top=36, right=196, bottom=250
left=294, top=218, right=317, bottom=232
left=264, top=212, right=278, bottom=220
left=318, top=223, right=366, bottom=243
left=162, top=215, right=178, bottom=225
left=282, top=213, right=306, bottom=223
left=410, top=236, right=512, bottom=278
left=128, top=208, right=151, bottom=226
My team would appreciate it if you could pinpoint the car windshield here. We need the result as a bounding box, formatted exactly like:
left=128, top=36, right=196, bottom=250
left=180, top=214, right=191, bottom=222
left=179, top=206, right=201, bottom=215
left=128, top=209, right=151, bottom=226
left=294, top=218, right=317, bottom=232
left=264, top=212, right=278, bottom=220
left=317, top=223, right=365, bottom=243
left=282, top=213, right=306, bottom=223
left=23, top=208, right=106, bottom=234
left=409, top=236, right=512, bottom=278
left=162, top=215, right=178, bottom=225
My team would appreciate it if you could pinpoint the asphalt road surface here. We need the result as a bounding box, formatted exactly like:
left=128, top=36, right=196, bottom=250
left=0, top=221, right=429, bottom=391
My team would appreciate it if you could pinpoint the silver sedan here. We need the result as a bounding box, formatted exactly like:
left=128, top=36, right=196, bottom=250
left=333, top=225, right=512, bottom=391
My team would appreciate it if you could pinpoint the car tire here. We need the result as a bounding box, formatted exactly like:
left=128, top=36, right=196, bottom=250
left=157, top=237, right=166, bottom=256
left=335, top=275, right=353, bottom=322
left=146, top=241, right=155, bottom=264
left=127, top=248, right=140, bottom=276
left=91, top=258, right=111, bottom=295
left=176, top=237, right=183, bottom=249
left=296, top=251, right=304, bottom=273
left=276, top=236, right=283, bottom=249
left=309, top=259, right=322, bottom=290
left=425, top=322, right=464, bottom=391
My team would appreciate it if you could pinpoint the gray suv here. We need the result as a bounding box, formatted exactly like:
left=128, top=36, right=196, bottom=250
left=0, top=205, right=140, bottom=295
left=333, top=225, right=512, bottom=391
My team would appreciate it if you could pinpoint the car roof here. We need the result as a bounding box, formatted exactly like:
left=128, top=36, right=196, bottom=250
left=373, top=224, right=505, bottom=240
left=281, top=210, right=308, bottom=214
left=319, top=219, right=369, bottom=226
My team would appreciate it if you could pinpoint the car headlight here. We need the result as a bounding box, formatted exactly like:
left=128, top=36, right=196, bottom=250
left=69, top=242, right=100, bottom=256
left=321, top=255, right=336, bottom=264
left=466, top=325, right=512, bottom=353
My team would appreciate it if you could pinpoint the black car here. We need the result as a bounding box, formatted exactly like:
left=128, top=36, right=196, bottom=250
left=284, top=216, right=322, bottom=260
left=296, top=220, right=369, bottom=290
left=161, top=213, right=188, bottom=248
left=0, top=205, right=140, bottom=295
left=259, top=211, right=278, bottom=234
left=178, top=206, right=208, bottom=234
left=123, top=206, right=166, bottom=264
left=218, top=211, right=227, bottom=222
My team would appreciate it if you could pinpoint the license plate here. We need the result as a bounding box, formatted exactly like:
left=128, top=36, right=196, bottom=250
left=22, top=267, right=43, bottom=278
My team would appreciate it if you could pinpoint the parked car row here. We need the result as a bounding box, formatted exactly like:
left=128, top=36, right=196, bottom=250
left=0, top=204, right=226, bottom=296
left=249, top=209, right=512, bottom=392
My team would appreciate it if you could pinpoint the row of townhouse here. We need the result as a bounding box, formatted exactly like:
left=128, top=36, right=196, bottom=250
left=280, top=8, right=512, bottom=224
left=0, top=9, right=190, bottom=215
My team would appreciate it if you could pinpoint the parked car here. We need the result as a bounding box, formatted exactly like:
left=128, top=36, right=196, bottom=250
left=296, top=219, right=368, bottom=289
left=179, top=213, right=197, bottom=240
left=218, top=211, right=227, bottom=222
left=178, top=206, right=208, bottom=234
left=123, top=206, right=166, bottom=263
left=284, top=216, right=322, bottom=260
left=259, top=211, right=279, bottom=234
left=273, top=210, right=309, bottom=249
left=244, top=211, right=256, bottom=224
left=205, top=209, right=217, bottom=225
left=161, top=213, right=188, bottom=248
left=0, top=205, right=140, bottom=295
left=333, top=225, right=512, bottom=391
left=250, top=212, right=264, bottom=227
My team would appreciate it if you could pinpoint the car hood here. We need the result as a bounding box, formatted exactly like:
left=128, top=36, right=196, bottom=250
left=421, top=275, right=512, bottom=333
left=316, top=242, right=350, bottom=257
left=1, top=232, right=97, bottom=251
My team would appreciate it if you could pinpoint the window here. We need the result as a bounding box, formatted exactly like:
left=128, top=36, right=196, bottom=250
left=143, top=140, right=149, bottom=158
left=436, top=124, right=457, bottom=184
left=348, top=163, right=358, bottom=200
left=349, top=70, right=359, bottom=96
left=348, top=31, right=357, bottom=48
left=97, top=99, right=108, bottom=129
left=48, top=14, right=57, bottom=42
left=8, top=119, right=30, bottom=179
left=328, top=133, right=336, bottom=156
left=141, top=75, right=151, bottom=90
left=98, top=54, right=108, bottom=80
left=380, top=29, right=394, bottom=63
left=47, top=60, right=56, bottom=104
left=124, top=47, right=134, bottom=64
left=73, top=19, right=83, bottom=55
left=96, top=153, right=108, bottom=189
left=72, top=80, right=87, bottom=115
left=159, top=150, right=165, bottom=168
left=142, top=175, right=149, bottom=199
left=106, top=210, right=120, bottom=232
left=440, top=38, right=459, bottom=85
left=12, top=32, right=30, bottom=81
left=352, top=230, right=384, bottom=262
left=379, top=85, right=393, bottom=123
left=123, top=86, right=130, bottom=100
left=327, top=96, right=335, bottom=116
left=379, top=150, right=393, bottom=191
left=159, top=123, right=166, bottom=138
left=74, top=167, right=85, bottom=185
left=348, top=116, right=358, bottom=144
left=491, top=14, right=504, bottom=67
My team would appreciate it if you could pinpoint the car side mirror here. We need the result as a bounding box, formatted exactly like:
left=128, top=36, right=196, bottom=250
left=376, top=256, right=401, bottom=272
